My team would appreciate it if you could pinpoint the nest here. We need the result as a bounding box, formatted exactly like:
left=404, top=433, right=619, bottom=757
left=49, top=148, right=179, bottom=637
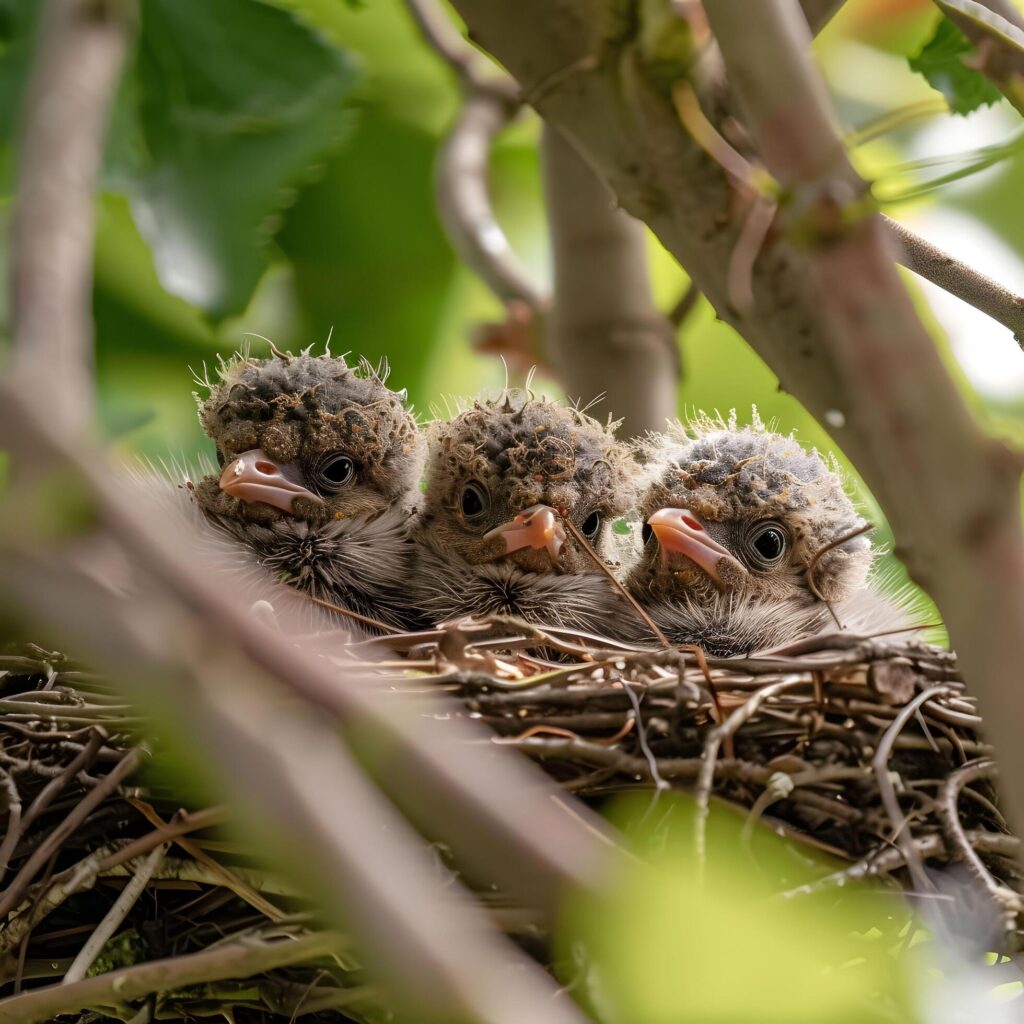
left=0, top=624, right=1020, bottom=1021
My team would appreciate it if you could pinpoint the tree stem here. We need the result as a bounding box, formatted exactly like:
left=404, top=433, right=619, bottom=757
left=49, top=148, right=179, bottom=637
left=9, top=0, right=136, bottom=432
left=541, top=124, right=678, bottom=436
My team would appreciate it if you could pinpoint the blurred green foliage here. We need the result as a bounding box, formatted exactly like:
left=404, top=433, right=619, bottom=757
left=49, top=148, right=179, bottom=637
left=561, top=795, right=921, bottom=1023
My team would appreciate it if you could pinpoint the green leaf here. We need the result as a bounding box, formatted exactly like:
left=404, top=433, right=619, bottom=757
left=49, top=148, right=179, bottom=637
left=132, top=0, right=359, bottom=319
left=908, top=16, right=1003, bottom=115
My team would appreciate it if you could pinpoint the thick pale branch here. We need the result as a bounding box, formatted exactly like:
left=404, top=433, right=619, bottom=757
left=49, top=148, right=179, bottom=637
left=541, top=124, right=679, bottom=435
left=9, top=0, right=135, bottom=432
left=448, top=0, right=1024, bottom=831
left=885, top=215, right=1024, bottom=343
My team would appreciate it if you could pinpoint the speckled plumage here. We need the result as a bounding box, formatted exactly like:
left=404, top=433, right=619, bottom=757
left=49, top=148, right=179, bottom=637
left=190, top=349, right=423, bottom=630
left=625, top=412, right=914, bottom=655
left=410, top=391, right=639, bottom=631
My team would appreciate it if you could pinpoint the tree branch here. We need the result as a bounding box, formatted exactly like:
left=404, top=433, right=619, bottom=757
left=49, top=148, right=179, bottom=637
left=447, top=0, right=1024, bottom=834
left=0, top=932, right=344, bottom=1024
left=9, top=0, right=135, bottom=432
left=436, top=91, right=546, bottom=308
left=884, top=215, right=1024, bottom=343
left=405, top=0, right=544, bottom=312
left=541, top=124, right=679, bottom=435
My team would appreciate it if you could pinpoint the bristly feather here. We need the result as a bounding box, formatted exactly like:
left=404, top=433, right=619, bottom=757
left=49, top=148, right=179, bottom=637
left=205, top=503, right=415, bottom=630
left=412, top=545, right=630, bottom=634
left=122, top=459, right=352, bottom=636
left=627, top=573, right=924, bottom=657
left=125, top=459, right=416, bottom=635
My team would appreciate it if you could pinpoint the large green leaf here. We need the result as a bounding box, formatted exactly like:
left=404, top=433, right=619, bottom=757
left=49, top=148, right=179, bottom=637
left=132, top=0, right=359, bottom=319
left=908, top=16, right=1003, bottom=115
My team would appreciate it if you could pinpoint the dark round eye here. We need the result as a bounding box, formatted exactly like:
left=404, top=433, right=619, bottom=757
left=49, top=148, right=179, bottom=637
left=641, top=523, right=654, bottom=546
left=312, top=452, right=356, bottom=493
left=580, top=510, right=601, bottom=540
left=749, top=523, right=788, bottom=566
left=460, top=482, right=488, bottom=520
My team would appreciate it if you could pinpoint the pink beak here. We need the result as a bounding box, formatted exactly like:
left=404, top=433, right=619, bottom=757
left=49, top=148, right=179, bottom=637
left=647, top=507, right=746, bottom=585
left=218, top=448, right=321, bottom=514
left=484, top=504, right=566, bottom=562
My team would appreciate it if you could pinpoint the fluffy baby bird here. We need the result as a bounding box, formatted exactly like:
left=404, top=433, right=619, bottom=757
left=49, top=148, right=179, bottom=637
left=411, top=392, right=638, bottom=632
left=625, top=414, right=913, bottom=656
left=188, top=348, right=422, bottom=631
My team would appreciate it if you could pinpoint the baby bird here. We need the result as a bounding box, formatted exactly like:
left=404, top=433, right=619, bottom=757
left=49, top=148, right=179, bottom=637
left=188, top=348, right=423, bottom=631
left=411, top=392, right=637, bottom=633
left=625, top=414, right=914, bottom=656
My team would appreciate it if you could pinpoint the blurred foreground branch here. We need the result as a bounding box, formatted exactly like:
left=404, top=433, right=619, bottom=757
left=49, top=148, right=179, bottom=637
left=447, top=0, right=1024, bottom=834
left=1, top=2, right=613, bottom=1017
left=0, top=396, right=593, bottom=1023
left=9, top=0, right=135, bottom=432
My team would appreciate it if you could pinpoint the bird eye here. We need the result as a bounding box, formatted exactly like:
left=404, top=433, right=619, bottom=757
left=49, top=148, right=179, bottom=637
left=641, top=523, right=654, bottom=546
left=460, top=481, right=488, bottom=520
left=311, top=452, right=356, bottom=494
left=580, top=510, right=601, bottom=540
left=748, top=523, right=788, bottom=567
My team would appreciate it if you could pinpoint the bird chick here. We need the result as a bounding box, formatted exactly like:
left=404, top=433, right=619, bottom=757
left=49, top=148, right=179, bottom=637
left=190, top=348, right=423, bottom=630
left=411, top=392, right=637, bottom=633
left=625, top=414, right=913, bottom=655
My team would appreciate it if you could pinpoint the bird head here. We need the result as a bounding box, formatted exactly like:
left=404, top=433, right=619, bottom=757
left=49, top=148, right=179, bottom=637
left=420, top=392, right=635, bottom=575
left=629, top=415, right=873, bottom=609
left=192, top=350, right=422, bottom=528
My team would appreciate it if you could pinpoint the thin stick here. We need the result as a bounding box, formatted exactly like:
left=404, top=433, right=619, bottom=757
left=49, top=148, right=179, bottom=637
left=871, top=684, right=956, bottom=893
left=0, top=931, right=345, bottom=1024
left=805, top=521, right=876, bottom=630
left=694, top=675, right=805, bottom=882
left=128, top=799, right=284, bottom=921
left=884, top=215, right=1024, bottom=344
left=10, top=0, right=137, bottom=431
left=936, top=759, right=1021, bottom=917
left=62, top=841, right=168, bottom=984
left=668, top=281, right=701, bottom=328
left=562, top=515, right=672, bottom=647
left=0, top=747, right=145, bottom=922
left=0, top=771, right=22, bottom=883
left=305, top=595, right=404, bottom=635
left=19, top=728, right=106, bottom=832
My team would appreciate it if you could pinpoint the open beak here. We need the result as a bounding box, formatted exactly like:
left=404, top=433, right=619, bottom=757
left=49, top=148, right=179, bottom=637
left=647, top=507, right=746, bottom=585
left=218, top=449, right=321, bottom=515
left=484, top=504, right=566, bottom=563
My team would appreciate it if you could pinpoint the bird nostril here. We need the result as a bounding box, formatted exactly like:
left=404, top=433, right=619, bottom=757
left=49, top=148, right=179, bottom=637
left=254, top=461, right=277, bottom=475
left=682, top=513, right=702, bottom=531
